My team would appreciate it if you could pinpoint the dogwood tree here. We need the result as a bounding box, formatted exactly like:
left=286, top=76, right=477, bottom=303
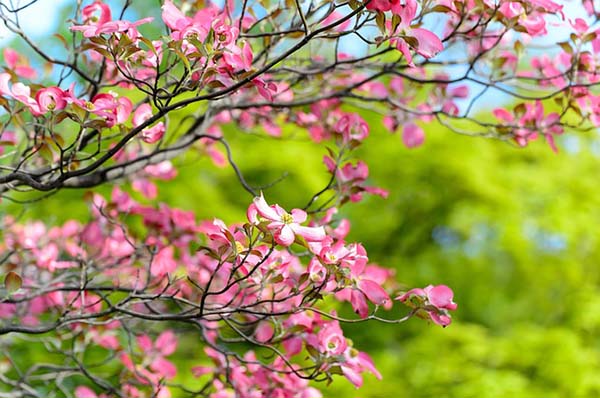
left=0, top=0, right=595, bottom=396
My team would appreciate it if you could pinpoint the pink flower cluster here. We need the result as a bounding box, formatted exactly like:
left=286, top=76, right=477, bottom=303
left=159, top=1, right=276, bottom=101
left=0, top=72, right=165, bottom=143
left=494, top=100, right=563, bottom=151
left=323, top=156, right=389, bottom=203
left=396, top=284, right=458, bottom=326
left=1, top=185, right=456, bottom=395
left=70, top=0, right=153, bottom=38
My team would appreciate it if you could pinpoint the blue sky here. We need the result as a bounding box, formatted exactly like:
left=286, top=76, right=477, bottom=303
left=0, top=0, right=70, bottom=44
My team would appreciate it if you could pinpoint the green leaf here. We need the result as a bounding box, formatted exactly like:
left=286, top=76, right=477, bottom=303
left=583, top=32, right=597, bottom=43
left=557, top=41, right=573, bottom=55
left=306, top=344, right=320, bottom=360
left=514, top=40, right=524, bottom=55
left=375, top=12, right=386, bottom=33
left=37, top=143, right=54, bottom=162
left=4, top=271, right=22, bottom=294
left=391, top=14, right=401, bottom=32
left=431, top=4, right=452, bottom=12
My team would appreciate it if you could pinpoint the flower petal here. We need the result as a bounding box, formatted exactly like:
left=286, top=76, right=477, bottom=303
left=411, top=28, right=443, bottom=58
left=291, top=208, right=307, bottom=223
left=291, top=225, right=326, bottom=242
left=75, top=386, right=98, bottom=398
left=350, top=289, right=369, bottom=319
left=395, top=287, right=425, bottom=302
left=274, top=225, right=295, bottom=246
left=402, top=123, right=425, bottom=148
left=357, top=279, right=390, bottom=306
left=253, top=193, right=280, bottom=221
left=156, top=330, right=178, bottom=356
left=342, top=365, right=363, bottom=388
left=427, top=285, right=457, bottom=310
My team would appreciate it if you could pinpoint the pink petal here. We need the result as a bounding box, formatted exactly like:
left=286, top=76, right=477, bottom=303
left=3, top=48, right=18, bottom=69
left=357, top=279, right=390, bottom=305
left=116, top=97, right=133, bottom=124
left=150, top=357, right=177, bottom=379
left=246, top=203, right=260, bottom=224
left=96, top=334, right=120, bottom=350
left=358, top=352, right=382, bottom=379
left=545, top=133, right=558, bottom=153
left=137, top=334, right=153, bottom=352
left=253, top=193, right=281, bottom=221
left=426, top=285, right=457, bottom=310
left=11, top=82, right=31, bottom=99
left=350, top=289, right=369, bottom=319
left=242, top=41, right=254, bottom=70
left=75, top=386, right=98, bottom=398
left=254, top=322, right=274, bottom=343
left=366, top=0, right=392, bottom=12
left=152, top=246, right=177, bottom=277
left=290, top=225, right=326, bottom=242
left=493, top=108, right=514, bottom=122
left=323, top=155, right=337, bottom=172
left=402, top=123, right=425, bottom=148
left=411, top=28, right=443, bottom=58
left=364, top=186, right=389, bottom=198
left=141, top=122, right=165, bottom=144
left=274, top=225, right=295, bottom=246
left=161, top=0, right=188, bottom=30
left=156, top=385, right=172, bottom=398
left=394, top=39, right=414, bottom=66
left=401, top=0, right=418, bottom=21
left=395, top=287, right=425, bottom=302
left=207, top=146, right=227, bottom=167
left=133, top=103, right=152, bottom=127
left=274, top=204, right=288, bottom=217
left=14, top=65, right=37, bottom=80
left=342, top=366, right=363, bottom=388
left=429, top=311, right=452, bottom=327
left=156, top=330, right=178, bottom=356
left=321, top=11, right=351, bottom=31
left=283, top=336, right=303, bottom=356
left=191, top=366, right=213, bottom=377
left=132, top=179, right=158, bottom=199
left=0, top=73, right=11, bottom=96
left=291, top=208, right=307, bottom=223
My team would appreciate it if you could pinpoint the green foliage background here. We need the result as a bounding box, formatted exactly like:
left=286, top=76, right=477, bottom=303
left=7, top=111, right=600, bottom=397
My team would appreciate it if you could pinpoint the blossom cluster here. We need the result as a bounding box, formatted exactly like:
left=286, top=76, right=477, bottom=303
left=1, top=185, right=455, bottom=396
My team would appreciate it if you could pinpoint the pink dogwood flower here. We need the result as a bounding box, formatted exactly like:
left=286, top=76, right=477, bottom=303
left=396, top=284, right=457, bottom=326
left=137, top=330, right=178, bottom=379
left=70, top=1, right=152, bottom=38
left=402, top=123, right=425, bottom=148
left=247, top=193, right=326, bottom=246
left=75, top=386, right=104, bottom=398
left=133, top=103, right=166, bottom=144
left=388, top=0, right=443, bottom=66
left=151, top=246, right=177, bottom=277
left=35, top=87, right=67, bottom=113
left=340, top=350, right=382, bottom=388
left=493, top=100, right=563, bottom=151
left=335, top=113, right=369, bottom=143
left=318, top=320, right=348, bottom=356
left=3, top=48, right=37, bottom=79
left=329, top=246, right=390, bottom=318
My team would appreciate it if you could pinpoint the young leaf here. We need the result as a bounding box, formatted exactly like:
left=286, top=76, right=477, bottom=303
left=4, top=271, right=22, bottom=294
